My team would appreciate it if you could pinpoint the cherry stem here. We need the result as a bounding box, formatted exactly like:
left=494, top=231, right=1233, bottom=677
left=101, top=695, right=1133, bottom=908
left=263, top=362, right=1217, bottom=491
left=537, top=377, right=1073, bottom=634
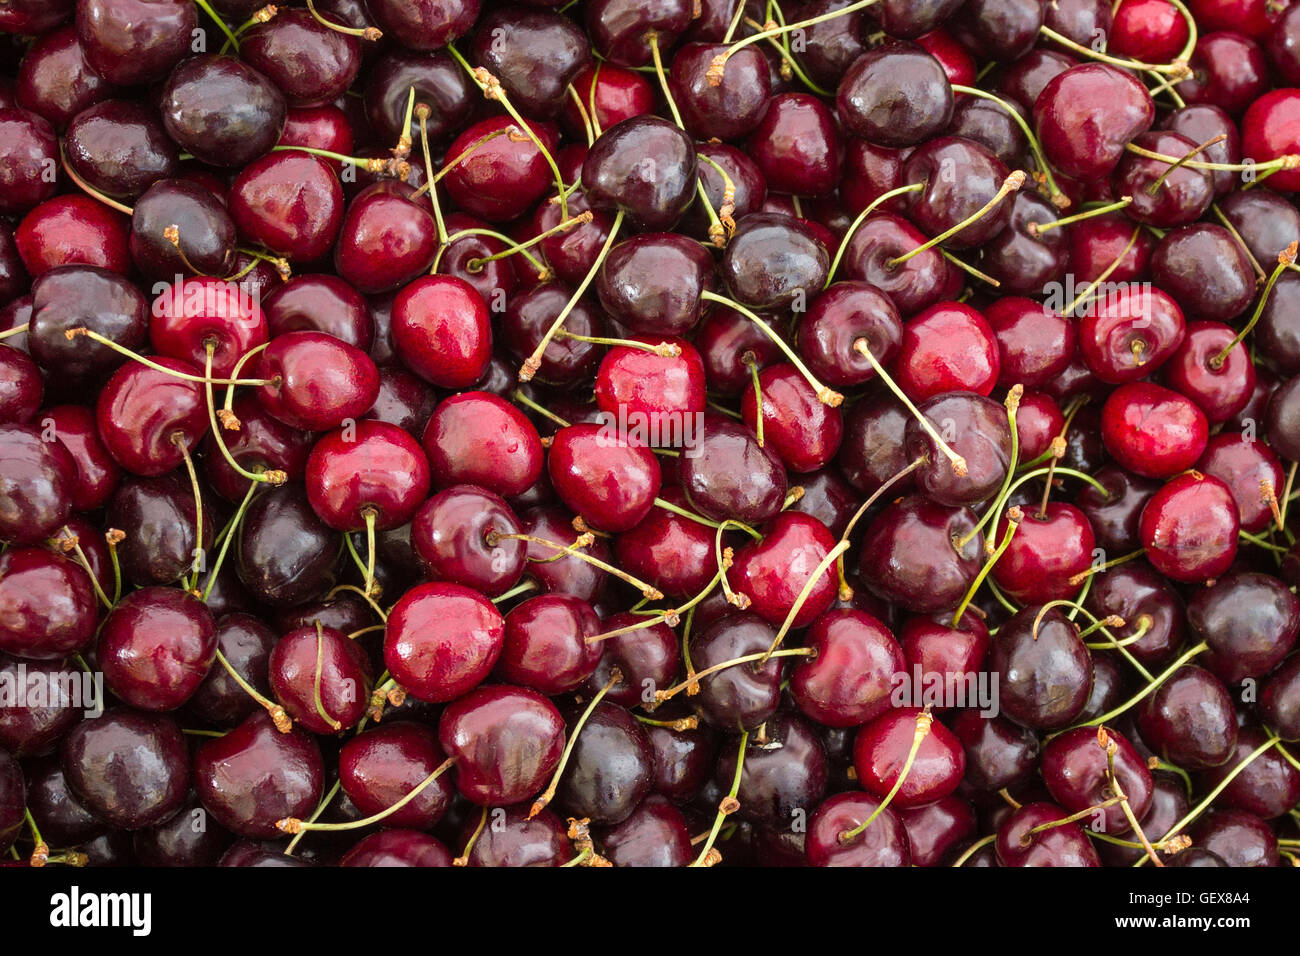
left=433, top=225, right=547, bottom=276
left=104, top=529, right=124, bottom=604
left=950, top=85, right=1067, bottom=208
left=529, top=669, right=623, bottom=819
left=51, top=527, right=113, bottom=611
left=1020, top=797, right=1126, bottom=845
left=1065, top=225, right=1142, bottom=317
left=1146, top=134, right=1226, bottom=196
left=942, top=250, right=1001, bottom=288
left=361, top=508, right=379, bottom=599
left=702, top=291, right=843, bottom=405
left=1125, top=141, right=1300, bottom=174
left=415, top=109, right=450, bottom=247
left=520, top=210, right=624, bottom=381
left=835, top=457, right=925, bottom=599
left=490, top=580, right=538, bottom=605
left=853, top=338, right=967, bottom=475
left=655, top=648, right=814, bottom=702
left=707, top=0, right=882, bottom=84
left=310, top=621, right=342, bottom=731
left=742, top=13, right=832, bottom=97
left=947, top=507, right=1022, bottom=627
left=647, top=32, right=684, bottom=129
left=1076, top=614, right=1126, bottom=639
left=270, top=144, right=392, bottom=174
left=513, top=389, right=571, bottom=428
left=565, top=83, right=596, bottom=147
left=24, top=809, right=48, bottom=868
left=1068, top=548, right=1144, bottom=587
left=58, top=144, right=134, bottom=215
left=0, top=324, right=27, bottom=341
left=201, top=478, right=259, bottom=603
left=1037, top=18, right=1192, bottom=77
left=1210, top=203, right=1268, bottom=282
left=1031, top=196, right=1132, bottom=237
left=839, top=709, right=933, bottom=844
left=467, top=211, right=593, bottom=273
left=691, top=730, right=749, bottom=867
left=214, top=647, right=291, bottom=731
left=586, top=569, right=720, bottom=644
left=655, top=496, right=743, bottom=532
left=327, top=583, right=389, bottom=622
left=1063, top=642, right=1209, bottom=736
left=170, top=436, right=205, bottom=593
left=284, top=779, right=341, bottom=856
left=1143, top=733, right=1282, bottom=863
left=744, top=354, right=765, bottom=446
left=65, top=328, right=268, bottom=386
left=758, top=540, right=851, bottom=664
left=696, top=153, right=736, bottom=247
left=1209, top=243, right=1298, bottom=369
left=305, top=0, right=381, bottom=39
left=492, top=528, right=662, bottom=599
left=825, top=183, right=926, bottom=287
left=1281, top=462, right=1299, bottom=530
left=555, top=330, right=680, bottom=357
left=959, top=386, right=1024, bottom=548
left=714, top=519, right=750, bottom=610
left=950, top=833, right=997, bottom=867
left=279, top=757, right=455, bottom=834
left=192, top=0, right=244, bottom=52
left=885, top=171, right=1026, bottom=270
left=203, top=345, right=285, bottom=486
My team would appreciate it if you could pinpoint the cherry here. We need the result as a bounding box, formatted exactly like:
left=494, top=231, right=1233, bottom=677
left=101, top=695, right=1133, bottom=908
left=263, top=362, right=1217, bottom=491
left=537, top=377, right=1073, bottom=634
left=391, top=275, right=491, bottom=389
left=1259, top=654, right=1300, bottom=740
left=597, top=794, right=692, bottom=867
left=1011, top=390, right=1064, bottom=461
left=106, top=473, right=213, bottom=587
left=597, top=232, right=717, bottom=335
left=722, top=213, right=830, bottom=312
left=859, top=495, right=983, bottom=614
left=1218, top=188, right=1300, bottom=271
left=219, top=842, right=312, bottom=868
left=1268, top=6, right=1300, bottom=84
left=62, top=707, right=189, bottom=830
left=806, top=791, right=911, bottom=867
left=268, top=624, right=372, bottom=734
left=837, top=393, right=915, bottom=496
left=0, top=0, right=72, bottom=36
left=497, top=594, right=603, bottom=695
left=306, top=419, right=430, bottom=533
left=562, top=61, right=654, bottom=138
left=714, top=712, right=828, bottom=828
left=798, top=282, right=902, bottom=387
left=551, top=700, right=652, bottom=826
left=582, top=115, right=697, bottom=231
left=229, top=152, right=343, bottom=264
left=687, top=611, right=784, bottom=732
left=1178, top=31, right=1269, bottom=117
left=0, top=108, right=59, bottom=218
left=443, top=116, right=560, bottom=223
left=334, top=182, right=439, bottom=294
left=1100, top=382, right=1207, bottom=479
left=279, top=103, right=355, bottom=159
left=336, top=722, right=453, bottom=831
left=1158, top=104, right=1240, bottom=200
left=363, top=0, right=477, bottom=50
left=0, top=346, right=39, bottom=424
left=1257, top=273, right=1300, bottom=375
left=203, top=394, right=312, bottom=502
left=65, top=99, right=176, bottom=203
left=984, top=298, right=1074, bottom=389
left=1084, top=561, right=1185, bottom=665
left=235, top=486, right=340, bottom=606
left=0, top=655, right=82, bottom=756
left=159, top=55, right=286, bottom=169
left=362, top=49, right=473, bottom=144
left=1139, top=471, right=1239, bottom=583
left=468, top=5, right=587, bottom=118
left=731, top=511, right=838, bottom=628
left=1111, top=0, right=1190, bottom=61
left=740, top=363, right=842, bottom=473
left=0, top=546, right=96, bottom=660
left=992, top=502, right=1095, bottom=605
left=518, top=507, right=609, bottom=602
left=385, top=582, right=504, bottom=702
left=1075, top=464, right=1158, bottom=554
left=841, top=212, right=950, bottom=316
left=1198, top=724, right=1300, bottom=820
left=950, top=711, right=1040, bottom=792
left=746, top=92, right=841, bottom=197
left=240, top=7, right=361, bottom=108
left=679, top=415, right=786, bottom=524
left=995, top=802, right=1101, bottom=867
left=894, top=302, right=1000, bottom=401
left=837, top=43, right=953, bottom=147
left=408, top=485, right=522, bottom=595
left=979, top=191, right=1070, bottom=294
left=339, top=830, right=452, bottom=867
left=1042, top=726, right=1153, bottom=835
left=75, top=0, right=195, bottom=86
left=263, top=274, right=372, bottom=349
left=438, top=683, right=565, bottom=806
left=422, top=391, right=543, bottom=497
left=1163, top=321, right=1254, bottom=424
left=990, top=605, right=1094, bottom=731
left=130, top=180, right=237, bottom=281
left=1191, top=571, right=1299, bottom=684
left=789, top=467, right=859, bottom=538
left=694, top=302, right=783, bottom=397
left=150, top=276, right=268, bottom=377
left=194, top=710, right=323, bottom=838
left=1191, top=808, right=1279, bottom=867
left=98, top=586, right=216, bottom=711
left=1034, top=63, right=1154, bottom=179
left=854, top=708, right=965, bottom=809
left=670, top=42, right=769, bottom=142
left=15, top=194, right=131, bottom=278
left=1111, top=131, right=1213, bottom=228
left=594, top=334, right=705, bottom=430
left=457, top=804, right=573, bottom=867
left=1137, top=665, right=1238, bottom=770
left=547, top=422, right=661, bottom=533
left=30, top=264, right=148, bottom=382
left=188, top=613, right=277, bottom=725
left=906, top=391, right=1010, bottom=507
left=256, top=330, right=379, bottom=432
left=1149, top=224, right=1254, bottom=323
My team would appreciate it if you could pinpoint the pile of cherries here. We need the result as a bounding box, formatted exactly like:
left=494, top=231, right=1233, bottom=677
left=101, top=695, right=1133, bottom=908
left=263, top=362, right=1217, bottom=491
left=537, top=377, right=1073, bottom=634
left=2, top=0, right=1300, bottom=869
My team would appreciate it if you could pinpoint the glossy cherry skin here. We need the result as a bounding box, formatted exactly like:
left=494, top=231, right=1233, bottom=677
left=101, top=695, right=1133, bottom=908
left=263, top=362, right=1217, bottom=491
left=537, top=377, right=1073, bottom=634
left=1191, top=572, right=1299, bottom=684
left=687, top=612, right=784, bottom=732
left=1164, top=321, right=1254, bottom=425
left=439, top=684, right=565, bottom=806
left=984, top=298, right=1074, bottom=389
left=1111, top=130, right=1213, bottom=227
left=561, top=61, right=653, bottom=140
left=1191, top=808, right=1279, bottom=867
left=1011, top=390, right=1064, bottom=462
left=202, top=395, right=312, bottom=503
left=149, top=276, right=268, bottom=378
left=75, top=0, right=195, bottom=86
left=597, top=233, right=716, bottom=336
left=385, top=582, right=504, bottom=702
left=262, top=274, right=371, bottom=350
left=228, top=152, right=342, bottom=263
left=1034, top=63, right=1154, bottom=179
left=497, top=594, right=603, bottom=695
left=806, top=791, right=911, bottom=867
left=305, top=419, right=431, bottom=531
left=594, top=335, right=705, bottom=432
left=1150, top=224, right=1254, bottom=323
left=722, top=213, right=829, bottom=311
left=746, top=92, right=842, bottom=198
left=159, top=55, right=285, bottom=169
left=731, top=511, right=838, bottom=628
left=841, top=212, right=950, bottom=316
left=1139, top=471, right=1239, bottom=583
left=30, top=264, right=147, bottom=380
left=268, top=625, right=372, bottom=734
left=582, top=115, right=697, bottom=231
left=457, top=804, right=573, bottom=867
left=1076, top=464, right=1159, bottom=554
left=837, top=393, right=914, bottom=497
left=410, top=485, right=524, bottom=595
left=906, top=391, right=1011, bottom=507
left=0, top=422, right=78, bottom=545
left=596, top=794, right=692, bottom=867
left=1257, top=273, right=1300, bottom=376
left=0, top=109, right=58, bottom=219
left=106, top=473, right=213, bottom=587
left=713, top=711, right=829, bottom=830
left=552, top=700, right=652, bottom=826
left=361, top=48, right=473, bottom=144
left=256, top=330, right=379, bottom=432
left=338, top=722, right=452, bottom=830
left=1206, top=432, right=1290, bottom=529
left=129, top=179, right=236, bottom=282
left=1218, top=189, right=1300, bottom=272
left=894, top=302, right=1000, bottom=401
left=992, top=502, right=1095, bottom=605
left=798, top=282, right=902, bottom=387
left=950, top=711, right=1040, bottom=791
left=391, top=275, right=491, bottom=389
left=442, top=115, right=559, bottom=223
left=58, top=708, right=188, bottom=833
left=64, top=99, right=176, bottom=203
left=1100, top=382, right=1207, bottom=479
left=1041, top=726, right=1153, bottom=835
left=94, top=356, right=207, bottom=476
left=235, top=485, right=340, bottom=606
left=240, top=7, right=360, bottom=107
left=422, top=391, right=543, bottom=497
left=467, top=5, right=587, bottom=117
left=187, top=613, right=276, bottom=726
left=547, top=422, right=661, bottom=533
left=0, top=655, right=84, bottom=756
left=97, top=587, right=216, bottom=712
left=996, top=802, right=1101, bottom=867
left=15, top=194, right=131, bottom=278
left=1076, top=285, right=1185, bottom=386
left=990, top=606, right=1093, bottom=731
left=0, top=547, right=96, bottom=661
left=1260, top=654, right=1300, bottom=741
left=193, top=710, right=323, bottom=838
left=16, top=25, right=114, bottom=129
left=854, top=708, right=965, bottom=809
left=740, top=363, right=842, bottom=473
left=904, top=137, right=1013, bottom=249
left=334, top=182, right=439, bottom=294
left=584, top=0, right=691, bottom=66
left=679, top=415, right=786, bottom=525
left=858, top=495, right=983, bottom=614
left=340, top=830, right=452, bottom=867
left=1198, top=724, right=1300, bottom=820
left=1137, top=665, right=1237, bottom=769
left=837, top=43, right=953, bottom=147
left=1267, top=375, right=1300, bottom=462
left=609, top=486, right=712, bottom=601
left=1111, top=0, right=1190, bottom=60
left=1159, top=103, right=1241, bottom=198
left=670, top=43, right=769, bottom=142
left=366, top=0, right=477, bottom=50
left=1084, top=561, right=1185, bottom=665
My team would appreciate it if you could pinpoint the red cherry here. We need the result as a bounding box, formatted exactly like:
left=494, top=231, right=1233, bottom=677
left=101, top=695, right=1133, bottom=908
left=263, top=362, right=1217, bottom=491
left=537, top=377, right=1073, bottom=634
left=547, top=422, right=661, bottom=533
left=150, top=276, right=268, bottom=378
left=255, top=330, right=380, bottom=432
left=1241, top=88, right=1300, bottom=193
left=853, top=708, right=966, bottom=809
left=15, top=194, right=131, bottom=277
left=391, top=275, right=492, bottom=389
left=730, top=511, right=839, bottom=629
left=893, top=302, right=1000, bottom=401
left=385, top=581, right=505, bottom=702
left=422, top=391, right=544, bottom=497
left=95, top=357, right=207, bottom=476
left=789, top=609, right=904, bottom=728
left=1100, top=381, right=1208, bottom=479
left=305, top=419, right=431, bottom=531
left=1140, top=471, right=1239, bottom=582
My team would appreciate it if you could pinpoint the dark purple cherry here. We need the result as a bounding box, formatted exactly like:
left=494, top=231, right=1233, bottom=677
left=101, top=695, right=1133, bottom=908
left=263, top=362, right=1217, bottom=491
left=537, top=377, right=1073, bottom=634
left=837, top=43, right=953, bottom=147
left=1191, top=809, right=1279, bottom=867
left=1198, top=725, right=1300, bottom=820
left=714, top=712, right=828, bottom=828
left=0, top=348, right=40, bottom=425
left=903, top=136, right=1013, bottom=248
left=1190, top=572, right=1299, bottom=685
left=0, top=548, right=96, bottom=661
left=240, top=8, right=361, bottom=107
left=1259, top=654, right=1300, bottom=741
left=680, top=415, right=786, bottom=524
left=989, top=605, right=1093, bottom=731
left=858, top=495, right=983, bottom=614
left=263, top=274, right=371, bottom=350
left=996, top=802, right=1100, bottom=867
left=340, top=830, right=452, bottom=867
left=806, top=791, right=911, bottom=867
left=129, top=178, right=236, bottom=281
left=978, top=191, right=1069, bottom=294
left=952, top=0, right=1046, bottom=61
left=187, top=613, right=277, bottom=726
left=1042, top=726, right=1152, bottom=834
left=555, top=700, right=652, bottom=826
left=65, top=99, right=176, bottom=201
left=106, top=473, right=213, bottom=587
left=906, top=391, right=1011, bottom=507
left=1149, top=224, right=1254, bottom=322
left=597, top=794, right=693, bottom=867
left=458, top=804, right=573, bottom=867
left=670, top=43, right=769, bottom=141
left=840, top=212, right=950, bottom=315
left=14, top=25, right=114, bottom=130
left=582, top=115, right=697, bottom=231
left=0, top=424, right=76, bottom=545
left=236, top=485, right=341, bottom=606
left=365, top=0, right=478, bottom=50
left=469, top=5, right=588, bottom=117
left=1083, top=561, right=1184, bottom=665
left=950, top=711, right=1040, bottom=791
left=1137, top=665, right=1237, bottom=769
left=76, top=0, right=195, bottom=86
left=29, top=264, right=147, bottom=381
left=1218, top=188, right=1300, bottom=272
left=688, top=611, right=784, bottom=732
left=62, top=708, right=188, bottom=830
left=584, top=0, right=692, bottom=66
left=160, top=55, right=285, bottom=168
left=362, top=49, right=474, bottom=144
left=202, top=394, right=312, bottom=502
left=1076, top=464, right=1159, bottom=553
